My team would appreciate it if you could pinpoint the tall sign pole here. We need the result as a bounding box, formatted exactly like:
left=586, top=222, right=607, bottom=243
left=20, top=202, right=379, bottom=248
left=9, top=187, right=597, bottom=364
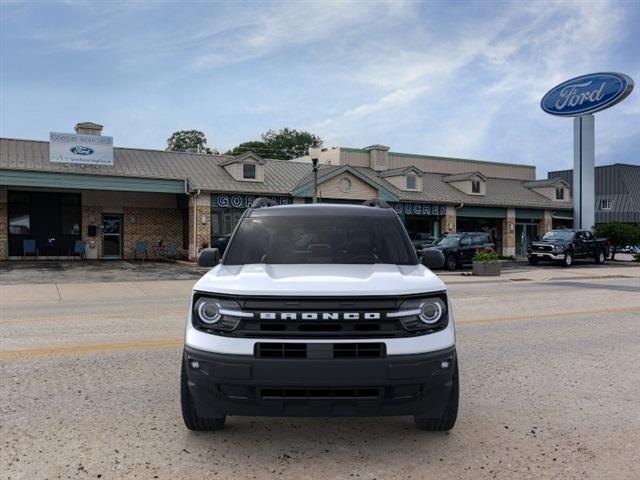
left=573, top=114, right=595, bottom=229
left=541, top=72, right=633, bottom=230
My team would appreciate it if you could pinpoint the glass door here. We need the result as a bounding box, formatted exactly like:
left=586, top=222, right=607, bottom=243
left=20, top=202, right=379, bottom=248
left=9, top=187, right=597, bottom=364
left=516, top=223, right=539, bottom=257
left=102, top=214, right=123, bottom=259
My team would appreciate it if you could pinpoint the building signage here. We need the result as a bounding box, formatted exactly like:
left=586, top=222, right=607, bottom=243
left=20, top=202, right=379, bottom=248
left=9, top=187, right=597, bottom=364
left=213, top=194, right=289, bottom=209
left=391, top=202, right=447, bottom=216
left=49, top=132, right=114, bottom=166
left=540, top=72, right=634, bottom=117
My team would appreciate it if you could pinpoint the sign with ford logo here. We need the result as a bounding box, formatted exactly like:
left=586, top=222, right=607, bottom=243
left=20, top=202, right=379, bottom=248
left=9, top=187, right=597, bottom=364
left=541, top=72, right=634, bottom=116
left=70, top=146, right=95, bottom=155
left=49, top=132, right=113, bottom=165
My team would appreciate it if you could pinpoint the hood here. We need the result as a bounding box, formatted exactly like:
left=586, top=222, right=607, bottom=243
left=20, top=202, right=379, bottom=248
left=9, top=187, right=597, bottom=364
left=194, top=263, right=446, bottom=297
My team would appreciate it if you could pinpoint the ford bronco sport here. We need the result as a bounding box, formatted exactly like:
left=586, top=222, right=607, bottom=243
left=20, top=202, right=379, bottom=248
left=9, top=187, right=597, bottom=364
left=181, top=199, right=458, bottom=431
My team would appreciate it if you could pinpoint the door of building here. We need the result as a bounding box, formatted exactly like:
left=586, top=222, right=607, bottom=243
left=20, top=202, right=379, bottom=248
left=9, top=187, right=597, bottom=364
left=102, top=214, right=123, bottom=259
left=516, top=223, right=538, bottom=257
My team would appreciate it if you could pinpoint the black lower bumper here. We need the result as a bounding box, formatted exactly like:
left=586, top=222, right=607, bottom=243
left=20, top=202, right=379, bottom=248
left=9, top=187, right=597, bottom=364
left=184, top=345, right=456, bottom=417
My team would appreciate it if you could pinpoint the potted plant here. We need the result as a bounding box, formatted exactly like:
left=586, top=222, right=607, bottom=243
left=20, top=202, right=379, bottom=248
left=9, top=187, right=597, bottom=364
left=472, top=250, right=501, bottom=276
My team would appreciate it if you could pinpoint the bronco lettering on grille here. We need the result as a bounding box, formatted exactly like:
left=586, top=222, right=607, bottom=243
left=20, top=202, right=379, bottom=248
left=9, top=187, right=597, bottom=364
left=258, top=312, right=382, bottom=320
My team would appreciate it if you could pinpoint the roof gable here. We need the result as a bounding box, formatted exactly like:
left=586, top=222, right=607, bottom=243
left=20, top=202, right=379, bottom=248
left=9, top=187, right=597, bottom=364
left=219, top=151, right=266, bottom=166
left=378, top=166, right=423, bottom=178
left=443, top=171, right=486, bottom=183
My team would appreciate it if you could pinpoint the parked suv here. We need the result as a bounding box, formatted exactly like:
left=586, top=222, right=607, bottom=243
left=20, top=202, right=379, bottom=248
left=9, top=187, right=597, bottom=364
left=181, top=200, right=458, bottom=431
left=426, top=232, right=495, bottom=271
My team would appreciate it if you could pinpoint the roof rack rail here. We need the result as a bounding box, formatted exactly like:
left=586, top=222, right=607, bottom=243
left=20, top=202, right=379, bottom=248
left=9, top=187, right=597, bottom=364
left=362, top=198, right=390, bottom=208
left=251, top=197, right=278, bottom=208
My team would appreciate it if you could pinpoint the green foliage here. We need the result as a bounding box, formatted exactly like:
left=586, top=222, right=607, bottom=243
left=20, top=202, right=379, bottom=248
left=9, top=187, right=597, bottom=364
left=226, top=128, right=322, bottom=160
left=225, top=141, right=269, bottom=157
left=594, top=222, right=640, bottom=245
left=473, top=250, right=499, bottom=263
left=594, top=222, right=640, bottom=259
left=167, top=130, right=216, bottom=154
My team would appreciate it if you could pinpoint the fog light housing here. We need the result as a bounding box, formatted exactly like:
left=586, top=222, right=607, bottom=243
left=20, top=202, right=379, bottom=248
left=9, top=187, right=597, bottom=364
left=189, top=360, right=200, bottom=370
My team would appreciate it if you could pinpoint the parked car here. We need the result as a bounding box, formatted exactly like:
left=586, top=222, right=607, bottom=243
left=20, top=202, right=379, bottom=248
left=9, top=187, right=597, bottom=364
left=527, top=230, right=608, bottom=267
left=425, top=232, right=495, bottom=271
left=409, top=232, right=435, bottom=258
left=182, top=200, right=458, bottom=431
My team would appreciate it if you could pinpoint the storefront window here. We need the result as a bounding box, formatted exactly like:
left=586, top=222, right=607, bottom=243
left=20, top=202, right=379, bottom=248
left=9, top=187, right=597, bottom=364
left=60, top=194, right=81, bottom=235
left=9, top=192, right=30, bottom=234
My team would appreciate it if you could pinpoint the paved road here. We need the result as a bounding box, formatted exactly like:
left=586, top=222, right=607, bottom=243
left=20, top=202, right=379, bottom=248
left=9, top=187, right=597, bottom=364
left=1, top=271, right=640, bottom=479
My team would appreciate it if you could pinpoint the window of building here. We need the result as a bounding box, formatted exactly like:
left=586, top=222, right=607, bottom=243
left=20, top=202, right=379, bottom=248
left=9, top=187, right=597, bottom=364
left=406, top=174, right=417, bottom=190
left=555, top=188, right=564, bottom=200
left=243, top=163, right=256, bottom=179
left=339, top=177, right=352, bottom=192
left=471, top=180, right=481, bottom=194
left=8, top=192, right=30, bottom=234
left=600, top=198, right=612, bottom=210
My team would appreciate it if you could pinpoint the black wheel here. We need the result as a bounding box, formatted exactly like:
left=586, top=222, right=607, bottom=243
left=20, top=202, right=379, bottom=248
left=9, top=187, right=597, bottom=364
left=528, top=256, right=539, bottom=266
left=561, top=252, right=573, bottom=268
left=181, top=357, right=226, bottom=431
left=414, top=361, right=459, bottom=431
left=595, top=250, right=606, bottom=265
left=445, top=255, right=457, bottom=271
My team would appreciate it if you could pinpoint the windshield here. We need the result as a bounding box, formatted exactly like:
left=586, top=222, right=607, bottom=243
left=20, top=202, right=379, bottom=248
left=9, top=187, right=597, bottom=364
left=542, top=231, right=574, bottom=241
left=434, top=235, right=460, bottom=247
left=223, top=214, right=417, bottom=265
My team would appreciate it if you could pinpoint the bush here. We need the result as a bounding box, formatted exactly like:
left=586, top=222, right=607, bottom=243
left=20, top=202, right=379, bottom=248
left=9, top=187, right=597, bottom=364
left=594, top=223, right=640, bottom=260
left=474, top=250, right=499, bottom=263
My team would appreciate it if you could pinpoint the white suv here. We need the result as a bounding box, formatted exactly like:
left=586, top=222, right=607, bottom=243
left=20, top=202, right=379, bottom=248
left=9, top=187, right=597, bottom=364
left=181, top=200, right=458, bottom=431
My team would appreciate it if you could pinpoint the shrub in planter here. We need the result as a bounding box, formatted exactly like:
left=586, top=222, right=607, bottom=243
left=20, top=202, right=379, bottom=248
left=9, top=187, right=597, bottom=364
left=472, top=250, right=501, bottom=276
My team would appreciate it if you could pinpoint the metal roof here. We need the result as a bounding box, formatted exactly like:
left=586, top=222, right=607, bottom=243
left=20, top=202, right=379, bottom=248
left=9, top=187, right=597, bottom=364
left=1, top=137, right=572, bottom=210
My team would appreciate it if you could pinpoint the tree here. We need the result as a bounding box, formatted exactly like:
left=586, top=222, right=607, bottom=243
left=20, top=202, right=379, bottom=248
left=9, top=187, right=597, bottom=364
left=166, top=130, right=217, bottom=154
left=225, top=141, right=268, bottom=157
left=226, top=128, right=322, bottom=160
left=594, top=222, right=640, bottom=260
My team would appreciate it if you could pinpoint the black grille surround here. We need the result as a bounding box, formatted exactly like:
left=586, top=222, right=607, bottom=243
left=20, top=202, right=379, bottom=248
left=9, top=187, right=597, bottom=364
left=192, top=292, right=448, bottom=339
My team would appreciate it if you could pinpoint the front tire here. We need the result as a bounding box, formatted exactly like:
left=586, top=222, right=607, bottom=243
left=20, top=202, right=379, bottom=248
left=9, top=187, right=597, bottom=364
left=445, top=255, right=457, bottom=271
left=181, top=357, right=226, bottom=431
left=414, top=362, right=459, bottom=431
left=561, top=252, right=573, bottom=268
left=595, top=250, right=606, bottom=265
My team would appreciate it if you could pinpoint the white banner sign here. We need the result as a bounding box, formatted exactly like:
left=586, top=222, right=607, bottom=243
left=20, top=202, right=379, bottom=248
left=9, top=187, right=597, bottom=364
left=49, top=132, right=114, bottom=166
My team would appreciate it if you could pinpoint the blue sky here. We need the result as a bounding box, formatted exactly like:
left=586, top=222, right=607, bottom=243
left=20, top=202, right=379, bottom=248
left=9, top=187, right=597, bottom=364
left=1, top=0, right=638, bottom=177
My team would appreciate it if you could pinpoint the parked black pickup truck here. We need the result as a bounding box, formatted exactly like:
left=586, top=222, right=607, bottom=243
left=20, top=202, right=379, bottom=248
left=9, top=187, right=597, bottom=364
left=527, top=230, right=608, bottom=267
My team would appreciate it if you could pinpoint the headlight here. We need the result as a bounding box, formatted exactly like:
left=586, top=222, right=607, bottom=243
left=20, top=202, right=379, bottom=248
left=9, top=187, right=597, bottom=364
left=392, top=295, right=448, bottom=332
left=195, top=298, right=221, bottom=324
left=554, top=245, right=564, bottom=252
left=419, top=299, right=444, bottom=324
left=192, top=295, right=246, bottom=332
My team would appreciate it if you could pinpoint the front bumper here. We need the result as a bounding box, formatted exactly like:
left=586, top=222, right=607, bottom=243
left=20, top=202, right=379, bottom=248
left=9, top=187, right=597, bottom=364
left=184, top=345, right=456, bottom=418
left=528, top=252, right=564, bottom=261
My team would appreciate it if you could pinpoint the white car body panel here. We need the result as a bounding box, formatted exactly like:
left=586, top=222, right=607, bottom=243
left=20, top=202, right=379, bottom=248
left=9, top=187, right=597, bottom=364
left=185, top=264, right=453, bottom=356
left=193, top=263, right=446, bottom=297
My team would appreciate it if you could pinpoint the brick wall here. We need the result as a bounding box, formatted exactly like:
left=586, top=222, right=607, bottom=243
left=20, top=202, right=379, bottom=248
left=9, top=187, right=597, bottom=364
left=81, top=205, right=103, bottom=259
left=539, top=210, right=553, bottom=236
left=440, top=205, right=457, bottom=234
left=188, top=193, right=211, bottom=261
left=501, top=208, right=516, bottom=257
left=123, top=207, right=183, bottom=260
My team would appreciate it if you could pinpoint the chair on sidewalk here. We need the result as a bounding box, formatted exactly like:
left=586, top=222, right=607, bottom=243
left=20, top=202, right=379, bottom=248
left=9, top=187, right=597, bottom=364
left=69, top=240, right=86, bottom=260
left=133, top=240, right=149, bottom=260
left=166, top=241, right=177, bottom=259
left=22, top=239, right=38, bottom=260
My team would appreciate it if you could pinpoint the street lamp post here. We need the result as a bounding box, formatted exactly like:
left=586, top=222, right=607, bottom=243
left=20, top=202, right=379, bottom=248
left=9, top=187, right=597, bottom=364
left=308, top=140, right=322, bottom=204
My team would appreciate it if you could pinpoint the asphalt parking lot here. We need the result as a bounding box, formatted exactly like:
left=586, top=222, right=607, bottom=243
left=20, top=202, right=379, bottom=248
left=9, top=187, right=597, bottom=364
left=1, top=262, right=640, bottom=479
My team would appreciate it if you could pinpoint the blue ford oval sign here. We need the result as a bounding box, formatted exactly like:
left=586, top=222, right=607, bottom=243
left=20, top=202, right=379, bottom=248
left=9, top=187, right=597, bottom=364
left=70, top=146, right=95, bottom=155
left=541, top=72, right=633, bottom=116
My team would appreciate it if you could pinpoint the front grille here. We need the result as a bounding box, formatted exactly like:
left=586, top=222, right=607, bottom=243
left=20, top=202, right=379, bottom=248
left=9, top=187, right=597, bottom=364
left=232, top=296, right=409, bottom=338
left=255, top=342, right=385, bottom=359
left=534, top=244, right=553, bottom=252
left=260, top=388, right=381, bottom=399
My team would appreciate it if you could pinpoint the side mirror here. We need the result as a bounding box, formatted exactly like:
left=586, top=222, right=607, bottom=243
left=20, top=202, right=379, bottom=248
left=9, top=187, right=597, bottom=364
left=197, top=248, right=220, bottom=268
left=421, top=248, right=445, bottom=269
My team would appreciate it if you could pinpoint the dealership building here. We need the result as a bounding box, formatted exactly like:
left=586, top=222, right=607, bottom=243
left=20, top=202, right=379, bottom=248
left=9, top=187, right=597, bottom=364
left=0, top=122, right=573, bottom=261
